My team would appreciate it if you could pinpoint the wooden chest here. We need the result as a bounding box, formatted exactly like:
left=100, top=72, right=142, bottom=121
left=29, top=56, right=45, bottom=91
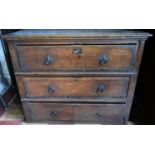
left=4, top=30, right=151, bottom=124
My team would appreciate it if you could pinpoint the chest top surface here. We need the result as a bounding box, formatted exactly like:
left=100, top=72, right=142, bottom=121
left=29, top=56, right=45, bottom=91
left=4, top=29, right=152, bottom=40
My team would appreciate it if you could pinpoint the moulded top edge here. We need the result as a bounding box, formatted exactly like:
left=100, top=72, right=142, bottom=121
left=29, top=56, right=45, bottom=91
left=3, top=29, right=152, bottom=40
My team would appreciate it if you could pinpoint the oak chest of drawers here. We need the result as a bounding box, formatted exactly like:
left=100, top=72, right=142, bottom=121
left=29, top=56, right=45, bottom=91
left=4, top=30, right=151, bottom=124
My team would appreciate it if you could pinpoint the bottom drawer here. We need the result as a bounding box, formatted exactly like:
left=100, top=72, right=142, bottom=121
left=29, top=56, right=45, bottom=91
left=22, top=102, right=125, bottom=124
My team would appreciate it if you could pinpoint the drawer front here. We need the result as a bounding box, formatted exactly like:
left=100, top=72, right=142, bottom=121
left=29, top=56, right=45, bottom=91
left=17, top=77, right=129, bottom=99
left=22, top=102, right=124, bottom=124
left=16, top=45, right=137, bottom=71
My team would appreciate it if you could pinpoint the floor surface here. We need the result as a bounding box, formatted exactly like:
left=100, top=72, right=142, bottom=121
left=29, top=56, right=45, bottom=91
left=0, top=98, right=24, bottom=125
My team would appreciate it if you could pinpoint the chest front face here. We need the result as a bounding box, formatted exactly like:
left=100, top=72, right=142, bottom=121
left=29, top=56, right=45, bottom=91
left=5, top=30, right=151, bottom=124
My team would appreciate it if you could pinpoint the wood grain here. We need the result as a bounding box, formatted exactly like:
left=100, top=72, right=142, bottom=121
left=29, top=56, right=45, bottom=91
left=22, top=102, right=124, bottom=124
left=16, top=45, right=136, bottom=71
left=16, top=76, right=129, bottom=99
left=3, top=29, right=152, bottom=41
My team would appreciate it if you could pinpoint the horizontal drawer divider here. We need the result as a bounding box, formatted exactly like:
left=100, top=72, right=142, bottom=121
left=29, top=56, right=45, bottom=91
left=21, top=98, right=127, bottom=103
left=15, top=71, right=136, bottom=77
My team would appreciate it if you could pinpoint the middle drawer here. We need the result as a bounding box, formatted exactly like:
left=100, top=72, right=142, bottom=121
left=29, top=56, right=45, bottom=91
left=17, top=76, right=129, bottom=99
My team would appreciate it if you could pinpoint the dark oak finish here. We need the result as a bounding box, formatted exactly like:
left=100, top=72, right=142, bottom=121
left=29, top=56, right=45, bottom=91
left=4, top=30, right=151, bottom=124
left=16, top=76, right=129, bottom=99
left=4, top=29, right=151, bottom=40
left=15, top=45, right=137, bottom=72
left=22, top=102, right=124, bottom=124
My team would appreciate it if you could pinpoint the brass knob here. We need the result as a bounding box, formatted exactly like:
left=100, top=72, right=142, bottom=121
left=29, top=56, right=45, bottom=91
left=44, top=55, right=54, bottom=65
left=48, top=85, right=55, bottom=94
left=73, top=48, right=82, bottom=56
left=50, top=111, right=58, bottom=118
left=95, top=113, right=101, bottom=119
left=99, top=54, right=109, bottom=65
left=96, top=83, right=105, bottom=93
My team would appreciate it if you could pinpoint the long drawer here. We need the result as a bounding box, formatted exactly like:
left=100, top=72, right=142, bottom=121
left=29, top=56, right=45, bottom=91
left=17, top=76, right=129, bottom=99
left=15, top=45, right=137, bottom=72
left=22, top=102, right=125, bottom=124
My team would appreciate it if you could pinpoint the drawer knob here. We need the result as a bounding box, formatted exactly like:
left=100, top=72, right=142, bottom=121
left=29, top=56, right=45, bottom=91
left=99, top=54, right=109, bottom=65
left=44, top=55, right=54, bottom=65
left=73, top=48, right=82, bottom=56
left=48, top=85, right=55, bottom=94
left=95, top=113, right=101, bottom=119
left=50, top=111, right=58, bottom=118
left=96, top=83, right=105, bottom=92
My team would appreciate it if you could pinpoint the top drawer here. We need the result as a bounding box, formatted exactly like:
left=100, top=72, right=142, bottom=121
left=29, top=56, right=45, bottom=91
left=15, top=45, right=137, bottom=72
